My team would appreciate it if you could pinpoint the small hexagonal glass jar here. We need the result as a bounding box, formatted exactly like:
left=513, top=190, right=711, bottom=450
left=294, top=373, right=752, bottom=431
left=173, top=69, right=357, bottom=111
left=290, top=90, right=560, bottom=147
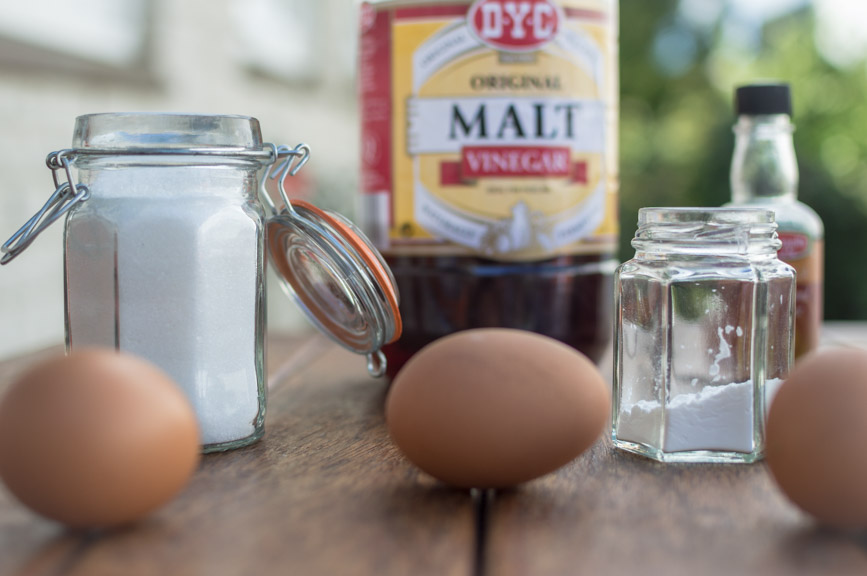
left=612, top=208, right=795, bottom=463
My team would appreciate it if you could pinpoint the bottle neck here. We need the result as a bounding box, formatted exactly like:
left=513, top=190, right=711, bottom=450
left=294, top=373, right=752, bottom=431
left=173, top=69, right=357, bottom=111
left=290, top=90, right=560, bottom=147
left=730, top=115, right=798, bottom=203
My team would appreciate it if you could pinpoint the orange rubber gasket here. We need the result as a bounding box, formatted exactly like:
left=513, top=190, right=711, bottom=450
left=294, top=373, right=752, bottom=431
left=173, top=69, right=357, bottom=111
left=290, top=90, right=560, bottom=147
left=291, top=200, right=402, bottom=343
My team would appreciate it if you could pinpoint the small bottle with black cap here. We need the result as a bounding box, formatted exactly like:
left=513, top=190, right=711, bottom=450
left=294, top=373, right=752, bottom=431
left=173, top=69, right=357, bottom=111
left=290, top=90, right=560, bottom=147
left=727, top=82, right=824, bottom=358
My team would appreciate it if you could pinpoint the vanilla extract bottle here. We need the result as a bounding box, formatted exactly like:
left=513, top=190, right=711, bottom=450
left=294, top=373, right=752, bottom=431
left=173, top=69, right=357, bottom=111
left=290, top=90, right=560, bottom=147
left=727, top=83, right=824, bottom=358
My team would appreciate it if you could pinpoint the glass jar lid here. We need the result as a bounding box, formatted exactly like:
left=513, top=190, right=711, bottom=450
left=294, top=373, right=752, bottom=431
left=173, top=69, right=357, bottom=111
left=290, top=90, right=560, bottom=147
left=263, top=147, right=401, bottom=377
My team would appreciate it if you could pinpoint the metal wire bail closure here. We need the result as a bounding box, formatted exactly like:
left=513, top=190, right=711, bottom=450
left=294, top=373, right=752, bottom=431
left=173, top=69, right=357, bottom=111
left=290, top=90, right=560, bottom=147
left=1, top=140, right=401, bottom=377
left=1, top=151, right=90, bottom=265
left=259, top=143, right=311, bottom=216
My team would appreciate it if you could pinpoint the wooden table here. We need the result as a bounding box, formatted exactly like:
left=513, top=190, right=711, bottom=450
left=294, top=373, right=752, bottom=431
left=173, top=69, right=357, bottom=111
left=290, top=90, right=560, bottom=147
left=1, top=325, right=867, bottom=576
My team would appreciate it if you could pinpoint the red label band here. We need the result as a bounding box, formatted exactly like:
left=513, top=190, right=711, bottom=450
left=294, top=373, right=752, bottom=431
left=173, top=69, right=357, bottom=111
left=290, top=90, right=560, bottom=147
left=463, top=145, right=570, bottom=177
left=440, top=146, right=586, bottom=184
left=778, top=232, right=809, bottom=261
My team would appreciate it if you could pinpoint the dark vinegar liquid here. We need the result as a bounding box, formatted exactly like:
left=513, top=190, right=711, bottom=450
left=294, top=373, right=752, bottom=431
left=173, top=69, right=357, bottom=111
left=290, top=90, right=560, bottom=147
left=382, top=253, right=616, bottom=379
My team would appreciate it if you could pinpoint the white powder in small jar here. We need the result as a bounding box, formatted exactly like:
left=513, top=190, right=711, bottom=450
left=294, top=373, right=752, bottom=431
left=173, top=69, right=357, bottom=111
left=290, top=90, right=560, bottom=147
left=617, top=378, right=784, bottom=453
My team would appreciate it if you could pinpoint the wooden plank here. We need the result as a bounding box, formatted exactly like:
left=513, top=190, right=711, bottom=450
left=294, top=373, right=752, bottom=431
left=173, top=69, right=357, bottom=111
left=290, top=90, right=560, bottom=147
left=487, top=438, right=867, bottom=576
left=7, top=324, right=867, bottom=575
left=0, top=335, right=475, bottom=576
left=486, top=323, right=867, bottom=576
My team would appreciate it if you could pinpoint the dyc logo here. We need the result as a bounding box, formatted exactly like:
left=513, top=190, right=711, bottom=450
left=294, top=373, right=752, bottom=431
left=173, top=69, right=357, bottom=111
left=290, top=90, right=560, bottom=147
left=468, top=0, right=562, bottom=52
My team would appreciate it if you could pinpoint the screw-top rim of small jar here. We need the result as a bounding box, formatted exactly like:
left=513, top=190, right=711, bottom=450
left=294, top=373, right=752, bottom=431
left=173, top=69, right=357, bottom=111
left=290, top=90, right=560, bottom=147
left=632, top=207, right=782, bottom=256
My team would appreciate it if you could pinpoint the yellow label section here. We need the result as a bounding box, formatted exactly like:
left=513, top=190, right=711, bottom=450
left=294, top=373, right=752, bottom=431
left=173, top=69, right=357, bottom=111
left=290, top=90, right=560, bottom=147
left=385, top=0, right=618, bottom=261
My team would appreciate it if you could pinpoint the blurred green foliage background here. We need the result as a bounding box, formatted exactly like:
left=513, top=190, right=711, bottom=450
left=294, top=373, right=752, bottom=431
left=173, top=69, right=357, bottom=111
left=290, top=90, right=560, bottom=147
left=619, top=0, right=867, bottom=320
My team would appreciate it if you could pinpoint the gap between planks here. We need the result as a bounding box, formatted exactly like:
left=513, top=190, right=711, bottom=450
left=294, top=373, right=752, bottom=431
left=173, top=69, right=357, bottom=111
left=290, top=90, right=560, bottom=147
left=472, top=488, right=496, bottom=576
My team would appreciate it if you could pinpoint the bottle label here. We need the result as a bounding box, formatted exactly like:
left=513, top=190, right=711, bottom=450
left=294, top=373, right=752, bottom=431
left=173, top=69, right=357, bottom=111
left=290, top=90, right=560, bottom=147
left=777, top=232, right=823, bottom=357
left=359, top=0, right=618, bottom=261
left=777, top=231, right=809, bottom=261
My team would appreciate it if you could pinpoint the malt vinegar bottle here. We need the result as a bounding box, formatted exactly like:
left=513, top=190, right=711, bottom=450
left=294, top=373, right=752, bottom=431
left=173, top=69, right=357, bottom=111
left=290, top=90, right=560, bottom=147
left=359, top=0, right=620, bottom=377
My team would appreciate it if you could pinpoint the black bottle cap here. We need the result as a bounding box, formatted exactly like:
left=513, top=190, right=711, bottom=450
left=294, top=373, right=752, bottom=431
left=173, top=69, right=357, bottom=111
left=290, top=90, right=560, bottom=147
left=734, top=83, right=792, bottom=117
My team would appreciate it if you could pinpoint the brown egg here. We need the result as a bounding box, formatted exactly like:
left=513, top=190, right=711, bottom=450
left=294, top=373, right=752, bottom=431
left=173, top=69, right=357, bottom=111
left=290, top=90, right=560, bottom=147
left=386, top=328, right=610, bottom=488
left=0, top=349, right=200, bottom=528
left=766, top=347, right=867, bottom=528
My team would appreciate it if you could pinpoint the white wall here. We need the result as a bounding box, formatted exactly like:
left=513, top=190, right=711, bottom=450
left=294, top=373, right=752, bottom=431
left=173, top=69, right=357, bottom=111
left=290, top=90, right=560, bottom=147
left=0, top=0, right=360, bottom=360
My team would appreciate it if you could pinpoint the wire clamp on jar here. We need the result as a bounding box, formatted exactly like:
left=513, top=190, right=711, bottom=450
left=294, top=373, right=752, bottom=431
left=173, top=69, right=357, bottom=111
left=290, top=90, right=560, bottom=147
left=1, top=151, right=90, bottom=265
left=1, top=144, right=307, bottom=266
left=259, top=143, right=311, bottom=216
left=2, top=139, right=401, bottom=378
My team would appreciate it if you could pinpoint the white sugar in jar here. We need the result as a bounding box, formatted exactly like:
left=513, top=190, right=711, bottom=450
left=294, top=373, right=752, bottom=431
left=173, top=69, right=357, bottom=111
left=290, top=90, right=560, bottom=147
left=64, top=113, right=270, bottom=452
